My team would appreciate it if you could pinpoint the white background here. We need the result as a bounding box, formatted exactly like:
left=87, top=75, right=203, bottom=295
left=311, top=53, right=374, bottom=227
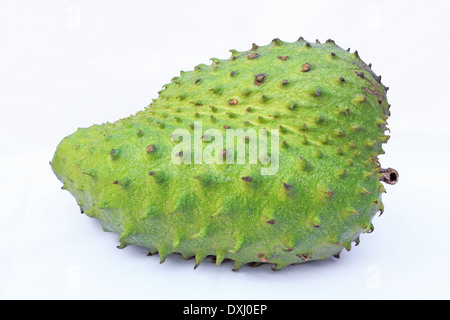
left=1, top=0, right=449, bottom=300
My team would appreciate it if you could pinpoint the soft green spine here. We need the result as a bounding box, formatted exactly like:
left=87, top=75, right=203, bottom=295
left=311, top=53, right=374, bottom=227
left=51, top=38, right=390, bottom=270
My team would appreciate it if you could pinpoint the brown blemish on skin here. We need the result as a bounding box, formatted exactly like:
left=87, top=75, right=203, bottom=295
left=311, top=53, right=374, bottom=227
left=228, top=99, right=238, bottom=105
left=247, top=52, right=260, bottom=59
left=241, top=176, right=253, bottom=182
left=146, top=145, right=156, bottom=153
left=278, top=55, right=289, bottom=61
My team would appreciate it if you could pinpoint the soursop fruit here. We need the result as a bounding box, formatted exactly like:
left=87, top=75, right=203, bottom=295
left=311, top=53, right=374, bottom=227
left=51, top=37, right=398, bottom=271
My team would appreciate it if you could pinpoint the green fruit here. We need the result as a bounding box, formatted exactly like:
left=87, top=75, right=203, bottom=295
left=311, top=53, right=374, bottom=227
left=51, top=37, right=398, bottom=271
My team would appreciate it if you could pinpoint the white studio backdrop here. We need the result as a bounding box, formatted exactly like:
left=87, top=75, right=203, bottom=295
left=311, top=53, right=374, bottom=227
left=1, top=0, right=449, bottom=299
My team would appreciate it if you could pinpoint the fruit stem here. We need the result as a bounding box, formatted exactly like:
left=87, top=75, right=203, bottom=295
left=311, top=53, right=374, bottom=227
left=379, top=168, right=399, bottom=185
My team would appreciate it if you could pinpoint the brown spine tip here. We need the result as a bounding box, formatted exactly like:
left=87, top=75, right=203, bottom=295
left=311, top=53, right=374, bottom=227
left=254, top=73, right=267, bottom=86
left=228, top=99, right=238, bottom=105
left=266, top=219, right=275, bottom=225
left=301, top=63, right=311, bottom=72
left=379, top=168, right=399, bottom=185
left=297, top=253, right=310, bottom=262
left=241, top=176, right=253, bottom=182
left=251, top=43, right=259, bottom=50
left=146, top=145, right=156, bottom=153
left=258, top=253, right=268, bottom=263
left=355, top=71, right=364, bottom=78
left=271, top=38, right=282, bottom=46
left=281, top=79, right=288, bottom=86
left=282, top=182, right=292, bottom=190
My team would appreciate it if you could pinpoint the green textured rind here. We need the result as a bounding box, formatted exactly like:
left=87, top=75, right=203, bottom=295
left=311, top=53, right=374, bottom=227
left=51, top=38, right=391, bottom=270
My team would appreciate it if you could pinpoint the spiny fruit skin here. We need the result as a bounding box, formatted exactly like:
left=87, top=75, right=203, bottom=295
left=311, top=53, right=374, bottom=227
left=51, top=37, right=397, bottom=271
